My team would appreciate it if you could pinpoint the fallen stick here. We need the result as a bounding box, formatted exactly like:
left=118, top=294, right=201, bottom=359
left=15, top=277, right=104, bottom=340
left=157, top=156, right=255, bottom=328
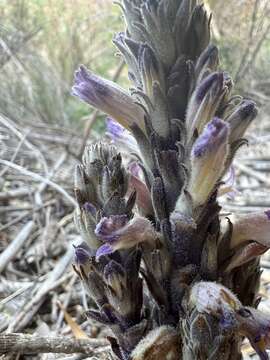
left=0, top=114, right=48, bottom=174
left=0, top=159, right=76, bottom=206
left=0, top=187, right=33, bottom=201
left=0, top=221, right=35, bottom=274
left=235, top=162, right=270, bottom=187
left=7, top=247, right=74, bottom=332
left=0, top=333, right=109, bottom=354
left=34, top=152, right=67, bottom=206
left=0, top=199, right=56, bottom=231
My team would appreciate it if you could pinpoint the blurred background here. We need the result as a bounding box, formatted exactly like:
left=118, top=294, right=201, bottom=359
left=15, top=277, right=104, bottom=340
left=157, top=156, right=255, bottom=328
left=0, top=1, right=270, bottom=358
left=1, top=0, right=270, bottom=134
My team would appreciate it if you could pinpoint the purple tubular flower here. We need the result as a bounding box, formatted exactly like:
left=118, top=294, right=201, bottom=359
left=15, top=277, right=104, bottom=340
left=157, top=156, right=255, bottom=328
left=95, top=215, right=157, bottom=260
left=103, top=260, right=125, bottom=281
left=195, top=44, right=219, bottom=77
left=128, top=161, right=141, bottom=178
left=219, top=311, right=237, bottom=332
left=72, top=65, right=145, bottom=131
left=189, top=118, right=229, bottom=206
left=96, top=244, right=114, bottom=259
left=72, top=66, right=107, bottom=104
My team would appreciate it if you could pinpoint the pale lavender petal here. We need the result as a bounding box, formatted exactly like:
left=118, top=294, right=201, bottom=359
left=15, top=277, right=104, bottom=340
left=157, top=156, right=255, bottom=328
left=95, top=215, right=128, bottom=243
left=218, top=166, right=239, bottom=199
left=227, top=100, right=258, bottom=143
left=106, top=117, right=125, bottom=139
left=192, top=117, right=229, bottom=158
left=106, top=118, right=140, bottom=154
left=96, top=244, right=114, bottom=259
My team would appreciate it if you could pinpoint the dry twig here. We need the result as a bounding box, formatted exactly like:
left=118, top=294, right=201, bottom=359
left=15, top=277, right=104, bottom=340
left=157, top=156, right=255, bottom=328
left=0, top=333, right=109, bottom=355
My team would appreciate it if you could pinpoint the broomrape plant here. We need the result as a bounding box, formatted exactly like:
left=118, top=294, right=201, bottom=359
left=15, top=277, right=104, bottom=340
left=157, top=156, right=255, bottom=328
left=71, top=1, right=270, bottom=359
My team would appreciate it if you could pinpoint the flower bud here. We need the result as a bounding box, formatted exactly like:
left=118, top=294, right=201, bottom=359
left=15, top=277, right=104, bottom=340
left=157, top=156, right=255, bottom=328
left=187, top=72, right=228, bottom=139
left=189, top=118, right=229, bottom=207
left=74, top=164, right=97, bottom=206
left=140, top=2, right=176, bottom=67
left=190, top=281, right=241, bottom=315
left=195, top=44, right=219, bottom=80
left=184, top=4, right=210, bottom=60
left=139, top=44, right=164, bottom=99
left=226, top=100, right=258, bottom=143
left=73, top=204, right=100, bottom=249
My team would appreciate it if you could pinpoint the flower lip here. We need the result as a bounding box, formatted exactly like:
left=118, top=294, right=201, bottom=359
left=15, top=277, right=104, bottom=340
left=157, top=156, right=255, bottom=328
left=95, top=215, right=129, bottom=243
left=106, top=118, right=125, bottom=139
left=94, top=215, right=156, bottom=260
left=72, top=65, right=108, bottom=104
left=96, top=244, right=114, bottom=259
left=73, top=243, right=92, bottom=265
left=192, top=117, right=229, bottom=158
